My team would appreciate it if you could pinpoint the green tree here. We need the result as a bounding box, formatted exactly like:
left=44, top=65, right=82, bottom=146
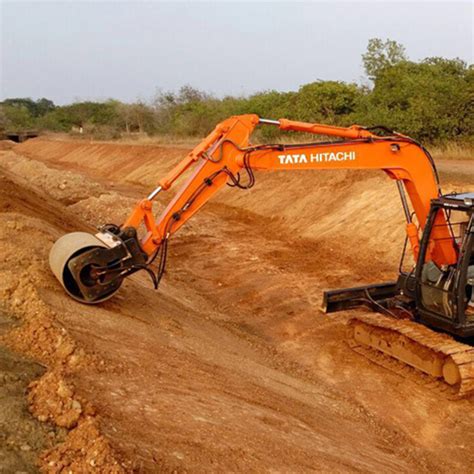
left=32, top=98, right=56, bottom=116
left=0, top=104, right=34, bottom=130
left=362, top=38, right=407, bottom=81
left=293, top=81, right=362, bottom=124
left=1, top=97, right=55, bottom=117
left=128, top=101, right=155, bottom=133
left=0, top=107, right=8, bottom=130
left=357, top=57, right=472, bottom=141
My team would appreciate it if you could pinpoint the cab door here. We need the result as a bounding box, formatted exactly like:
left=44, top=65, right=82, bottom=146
left=417, top=206, right=466, bottom=323
left=457, top=214, right=474, bottom=323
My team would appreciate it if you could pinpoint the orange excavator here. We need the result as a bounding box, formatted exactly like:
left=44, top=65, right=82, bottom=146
left=49, top=114, right=474, bottom=394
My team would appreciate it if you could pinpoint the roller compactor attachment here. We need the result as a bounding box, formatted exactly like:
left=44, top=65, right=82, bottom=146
left=49, top=226, right=147, bottom=303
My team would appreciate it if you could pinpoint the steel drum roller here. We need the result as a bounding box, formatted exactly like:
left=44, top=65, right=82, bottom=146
left=49, top=232, right=122, bottom=304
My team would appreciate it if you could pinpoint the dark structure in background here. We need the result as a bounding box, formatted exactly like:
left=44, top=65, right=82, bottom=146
left=0, top=130, right=39, bottom=143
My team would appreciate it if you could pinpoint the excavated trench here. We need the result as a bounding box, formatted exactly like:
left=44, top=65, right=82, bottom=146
left=0, top=138, right=473, bottom=472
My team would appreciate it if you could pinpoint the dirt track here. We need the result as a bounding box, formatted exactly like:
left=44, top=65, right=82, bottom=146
left=1, top=138, right=473, bottom=472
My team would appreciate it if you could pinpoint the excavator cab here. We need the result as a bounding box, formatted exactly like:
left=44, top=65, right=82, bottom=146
left=416, top=193, right=474, bottom=337
left=323, top=192, right=474, bottom=339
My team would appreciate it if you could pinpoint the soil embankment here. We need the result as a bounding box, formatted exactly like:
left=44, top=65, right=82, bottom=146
left=1, top=138, right=473, bottom=472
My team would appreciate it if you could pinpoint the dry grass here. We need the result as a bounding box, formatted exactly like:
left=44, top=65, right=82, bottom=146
left=40, top=132, right=199, bottom=149
left=39, top=131, right=474, bottom=160
left=430, top=142, right=474, bottom=161
left=114, top=133, right=200, bottom=147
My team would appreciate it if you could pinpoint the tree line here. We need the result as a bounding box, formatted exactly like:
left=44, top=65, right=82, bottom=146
left=1, top=39, right=472, bottom=144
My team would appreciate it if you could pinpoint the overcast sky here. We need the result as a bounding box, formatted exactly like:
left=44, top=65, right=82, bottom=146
left=1, top=1, right=472, bottom=105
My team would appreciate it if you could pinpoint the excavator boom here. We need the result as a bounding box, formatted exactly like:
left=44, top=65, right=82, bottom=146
left=125, top=114, right=456, bottom=265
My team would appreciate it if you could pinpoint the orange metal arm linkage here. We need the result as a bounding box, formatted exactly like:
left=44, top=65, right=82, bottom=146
left=123, top=115, right=457, bottom=267
left=278, top=118, right=375, bottom=139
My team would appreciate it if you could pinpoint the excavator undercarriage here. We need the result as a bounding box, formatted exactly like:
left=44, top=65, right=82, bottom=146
left=324, top=191, right=474, bottom=395
left=324, top=277, right=474, bottom=396
left=48, top=114, right=474, bottom=395
left=347, top=314, right=474, bottom=396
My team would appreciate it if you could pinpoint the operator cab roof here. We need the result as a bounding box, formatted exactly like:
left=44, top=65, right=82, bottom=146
left=436, top=192, right=474, bottom=211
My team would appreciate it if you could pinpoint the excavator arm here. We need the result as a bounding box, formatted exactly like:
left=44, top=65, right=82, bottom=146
left=125, top=114, right=455, bottom=262
left=49, top=114, right=458, bottom=303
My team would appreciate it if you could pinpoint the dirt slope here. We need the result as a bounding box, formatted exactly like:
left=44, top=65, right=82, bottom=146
left=1, top=138, right=473, bottom=472
left=0, top=310, right=52, bottom=472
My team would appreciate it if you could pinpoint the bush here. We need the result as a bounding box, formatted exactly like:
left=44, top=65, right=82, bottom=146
left=1, top=39, right=472, bottom=145
left=356, top=57, right=473, bottom=142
